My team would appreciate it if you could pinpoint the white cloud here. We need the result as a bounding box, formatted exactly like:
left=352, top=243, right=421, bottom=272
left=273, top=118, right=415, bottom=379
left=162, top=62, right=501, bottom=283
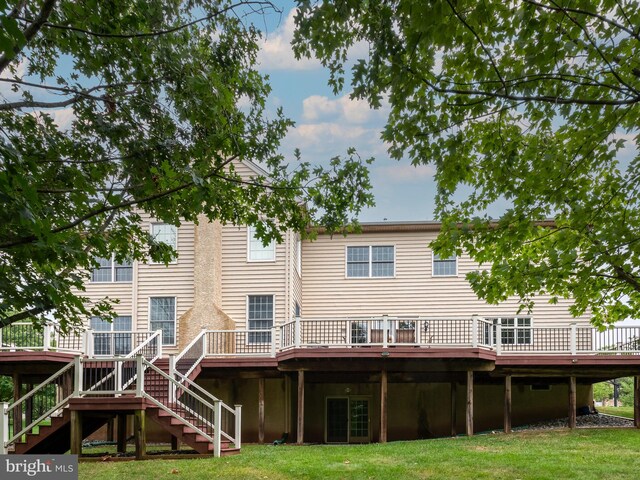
left=375, top=163, right=436, bottom=183
left=257, top=9, right=321, bottom=71
left=302, top=92, right=388, bottom=125
left=257, top=7, right=370, bottom=72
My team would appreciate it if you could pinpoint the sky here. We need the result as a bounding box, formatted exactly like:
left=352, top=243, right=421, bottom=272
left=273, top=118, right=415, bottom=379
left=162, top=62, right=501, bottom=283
left=252, top=2, right=438, bottom=223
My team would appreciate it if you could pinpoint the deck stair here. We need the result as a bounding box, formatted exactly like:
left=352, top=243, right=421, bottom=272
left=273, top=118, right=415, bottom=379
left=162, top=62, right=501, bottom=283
left=1, top=330, right=241, bottom=457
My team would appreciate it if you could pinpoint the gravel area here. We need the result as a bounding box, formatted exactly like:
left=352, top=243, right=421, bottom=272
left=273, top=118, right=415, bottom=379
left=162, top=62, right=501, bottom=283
left=512, top=413, right=633, bottom=431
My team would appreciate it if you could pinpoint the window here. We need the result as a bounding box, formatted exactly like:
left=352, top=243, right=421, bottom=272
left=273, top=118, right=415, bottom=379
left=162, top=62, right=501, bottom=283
left=247, top=226, right=275, bottom=262
left=150, top=297, right=176, bottom=345
left=90, top=316, right=132, bottom=355
left=492, top=317, right=532, bottom=345
left=433, top=253, right=457, bottom=276
left=248, top=295, right=274, bottom=343
left=151, top=223, right=177, bottom=250
left=91, top=256, right=132, bottom=282
left=294, top=301, right=301, bottom=318
left=346, top=246, right=394, bottom=278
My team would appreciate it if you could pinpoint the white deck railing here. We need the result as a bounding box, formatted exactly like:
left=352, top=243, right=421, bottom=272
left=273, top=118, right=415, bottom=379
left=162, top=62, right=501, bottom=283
left=192, top=317, right=640, bottom=358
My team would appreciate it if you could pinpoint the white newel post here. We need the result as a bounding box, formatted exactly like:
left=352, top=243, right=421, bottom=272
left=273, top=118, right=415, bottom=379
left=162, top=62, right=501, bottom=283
left=115, top=360, right=123, bottom=397
left=73, top=355, right=83, bottom=396
left=496, top=321, right=503, bottom=355
left=382, top=315, right=389, bottom=348
left=83, top=329, right=94, bottom=357
left=270, top=327, right=277, bottom=358
left=570, top=323, right=577, bottom=355
left=234, top=404, right=242, bottom=449
left=471, top=315, right=478, bottom=348
left=294, top=316, right=301, bottom=349
left=168, top=354, right=176, bottom=404
left=136, top=355, right=144, bottom=397
left=0, top=402, right=8, bottom=454
left=201, top=327, right=207, bottom=357
left=43, top=324, right=51, bottom=351
left=156, top=329, right=163, bottom=358
left=213, top=400, right=222, bottom=457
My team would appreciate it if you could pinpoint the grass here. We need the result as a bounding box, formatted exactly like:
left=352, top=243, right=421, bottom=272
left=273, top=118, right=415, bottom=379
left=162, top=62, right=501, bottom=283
left=598, top=406, right=634, bottom=419
left=78, top=428, right=640, bottom=480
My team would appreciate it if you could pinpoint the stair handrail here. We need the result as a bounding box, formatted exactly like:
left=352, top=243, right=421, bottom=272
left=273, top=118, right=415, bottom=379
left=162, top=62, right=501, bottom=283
left=172, top=370, right=238, bottom=441
left=2, top=361, right=75, bottom=452
left=140, top=359, right=224, bottom=456
left=174, top=329, right=207, bottom=379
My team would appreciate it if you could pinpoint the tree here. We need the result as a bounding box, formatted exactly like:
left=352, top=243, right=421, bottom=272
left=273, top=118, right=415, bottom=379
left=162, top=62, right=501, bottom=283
left=293, top=0, right=640, bottom=326
left=0, top=0, right=374, bottom=331
left=592, top=381, right=613, bottom=404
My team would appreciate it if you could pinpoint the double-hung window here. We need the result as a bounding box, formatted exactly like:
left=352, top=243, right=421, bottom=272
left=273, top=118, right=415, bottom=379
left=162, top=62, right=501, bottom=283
left=91, top=256, right=132, bottom=282
left=491, top=317, right=532, bottom=345
left=150, top=297, right=176, bottom=345
left=90, top=316, right=132, bottom=355
left=248, top=295, right=274, bottom=343
left=433, top=253, right=457, bottom=276
left=247, top=226, right=275, bottom=261
left=346, top=246, right=394, bottom=278
left=151, top=223, right=178, bottom=249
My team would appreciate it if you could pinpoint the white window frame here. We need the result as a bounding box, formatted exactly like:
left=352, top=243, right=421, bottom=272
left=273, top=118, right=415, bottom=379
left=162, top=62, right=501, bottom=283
left=492, top=317, right=533, bottom=345
left=90, top=315, right=133, bottom=356
left=149, top=296, right=177, bottom=347
left=432, top=252, right=458, bottom=277
left=345, top=245, right=395, bottom=278
left=247, top=226, right=276, bottom=262
left=150, top=223, right=178, bottom=264
left=91, top=255, right=133, bottom=283
left=246, top=294, right=275, bottom=344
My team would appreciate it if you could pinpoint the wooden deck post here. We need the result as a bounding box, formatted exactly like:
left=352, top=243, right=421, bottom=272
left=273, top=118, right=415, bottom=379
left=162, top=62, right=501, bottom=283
left=134, top=409, right=146, bottom=460
left=171, top=435, right=179, bottom=450
left=258, top=377, right=265, bottom=444
left=466, top=371, right=474, bottom=436
left=380, top=369, right=388, bottom=443
left=450, top=381, right=457, bottom=437
left=634, top=376, right=640, bottom=428
left=70, top=410, right=82, bottom=455
left=504, top=375, right=512, bottom=434
left=117, top=414, right=127, bottom=453
left=25, top=383, right=33, bottom=427
left=297, top=370, right=304, bottom=445
left=568, top=376, right=577, bottom=429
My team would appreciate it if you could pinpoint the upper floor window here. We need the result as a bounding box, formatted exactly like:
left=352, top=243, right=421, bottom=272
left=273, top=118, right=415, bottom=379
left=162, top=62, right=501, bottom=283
left=247, top=226, right=275, bottom=262
left=151, top=223, right=178, bottom=250
left=346, top=246, right=395, bottom=278
left=91, top=256, right=132, bottom=282
left=433, top=253, right=457, bottom=276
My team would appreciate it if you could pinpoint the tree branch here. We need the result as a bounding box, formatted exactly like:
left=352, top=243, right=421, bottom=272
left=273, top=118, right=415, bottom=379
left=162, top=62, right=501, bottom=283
left=0, top=0, right=57, bottom=75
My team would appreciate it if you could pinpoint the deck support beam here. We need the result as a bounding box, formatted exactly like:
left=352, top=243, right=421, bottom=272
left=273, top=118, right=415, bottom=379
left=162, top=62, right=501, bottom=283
left=568, top=376, right=577, bottom=429
left=258, top=377, right=265, bottom=444
left=450, top=381, right=457, bottom=437
left=70, top=411, right=82, bottom=455
left=504, top=375, right=512, bottom=434
left=134, top=410, right=146, bottom=460
left=171, top=435, right=179, bottom=450
left=12, top=373, right=21, bottom=436
left=634, top=376, right=640, bottom=428
left=466, top=371, right=474, bottom=436
left=380, top=369, right=388, bottom=443
left=117, top=414, right=127, bottom=453
left=297, top=370, right=304, bottom=445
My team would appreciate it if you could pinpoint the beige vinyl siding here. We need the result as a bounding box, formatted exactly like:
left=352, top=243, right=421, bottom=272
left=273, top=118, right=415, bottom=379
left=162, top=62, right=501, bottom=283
left=135, top=214, right=195, bottom=350
left=302, top=231, right=590, bottom=326
left=83, top=282, right=134, bottom=319
left=290, top=233, right=303, bottom=321
left=221, top=225, right=288, bottom=328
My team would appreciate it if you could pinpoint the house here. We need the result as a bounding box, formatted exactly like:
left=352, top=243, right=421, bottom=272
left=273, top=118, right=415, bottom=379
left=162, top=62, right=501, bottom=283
left=2, top=161, right=640, bottom=457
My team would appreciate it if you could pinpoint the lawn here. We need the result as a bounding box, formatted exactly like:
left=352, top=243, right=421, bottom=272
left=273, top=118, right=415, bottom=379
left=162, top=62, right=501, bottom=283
left=598, top=406, right=634, bottom=419
left=79, top=428, right=640, bottom=480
